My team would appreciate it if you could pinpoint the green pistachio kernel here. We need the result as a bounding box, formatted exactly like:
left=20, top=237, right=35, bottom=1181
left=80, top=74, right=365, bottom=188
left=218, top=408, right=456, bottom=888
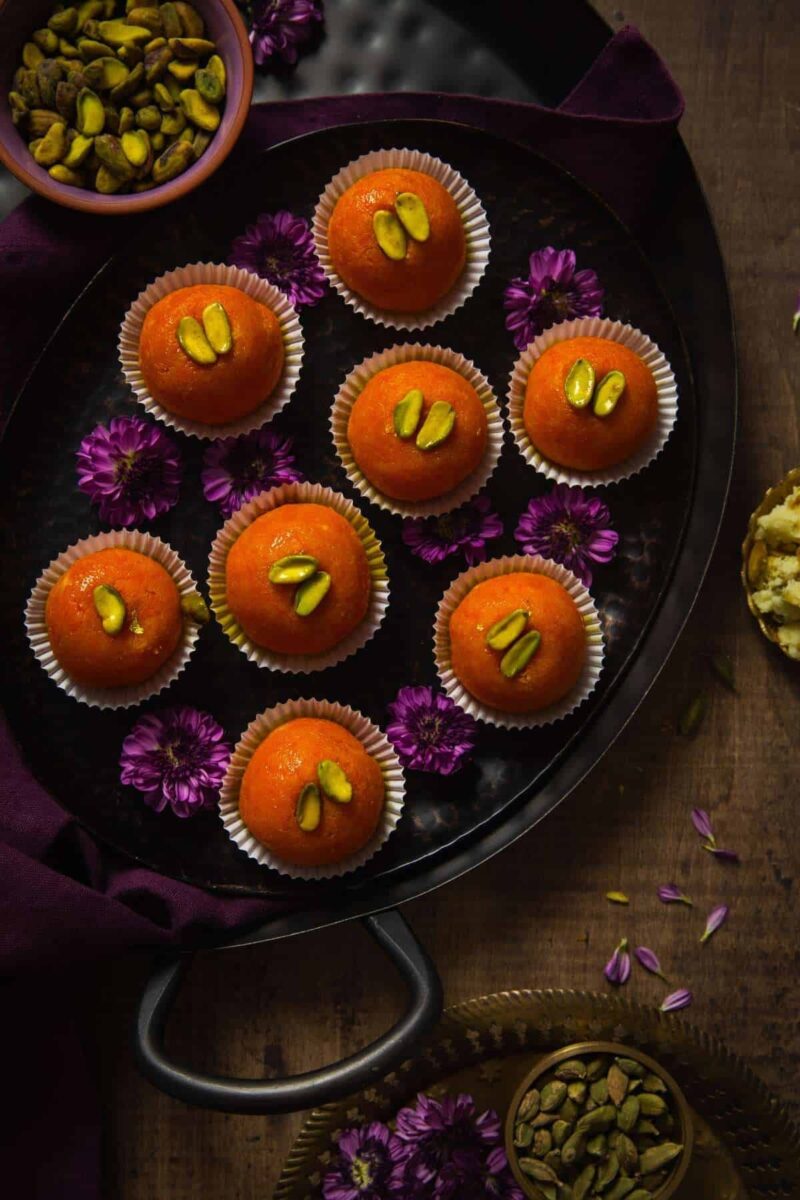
left=176, top=315, right=216, bottom=364
left=592, top=369, right=626, bottom=417
left=500, top=629, right=541, bottom=678
left=395, top=190, right=430, bottom=242
left=317, top=760, right=353, bottom=804
left=564, top=357, right=596, bottom=409
left=486, top=608, right=529, bottom=651
left=393, top=388, right=424, bottom=440
left=295, top=783, right=321, bottom=832
left=415, top=401, right=455, bottom=450
left=92, top=583, right=126, bottom=635
left=373, top=208, right=407, bottom=260
left=268, top=555, right=319, bottom=585
left=201, top=300, right=232, bottom=354
left=294, top=571, right=331, bottom=617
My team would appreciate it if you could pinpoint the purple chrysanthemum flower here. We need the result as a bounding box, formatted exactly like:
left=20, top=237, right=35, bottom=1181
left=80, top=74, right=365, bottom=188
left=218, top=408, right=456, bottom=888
left=201, top=426, right=302, bottom=518
left=504, top=246, right=604, bottom=351
left=120, top=707, right=231, bottom=818
left=323, top=1122, right=406, bottom=1200
left=514, top=484, right=619, bottom=586
left=76, top=415, right=182, bottom=526
left=386, top=687, right=478, bottom=776
left=395, top=1094, right=504, bottom=1198
left=247, top=0, right=323, bottom=66
left=402, top=495, right=503, bottom=568
left=437, top=1146, right=524, bottom=1200
left=229, top=210, right=327, bottom=306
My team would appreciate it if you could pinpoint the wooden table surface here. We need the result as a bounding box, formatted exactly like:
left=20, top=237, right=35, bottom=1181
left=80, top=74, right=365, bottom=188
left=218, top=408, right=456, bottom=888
left=89, top=2, right=800, bottom=1194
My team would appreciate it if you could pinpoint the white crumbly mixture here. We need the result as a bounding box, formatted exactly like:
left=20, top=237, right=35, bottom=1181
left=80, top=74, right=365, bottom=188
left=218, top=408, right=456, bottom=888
left=751, top=484, right=800, bottom=659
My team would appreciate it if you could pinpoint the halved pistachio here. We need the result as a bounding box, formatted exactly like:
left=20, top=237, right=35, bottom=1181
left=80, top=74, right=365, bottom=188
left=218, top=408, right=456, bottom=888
left=486, top=608, right=529, bottom=651
left=128, top=7, right=164, bottom=33
left=23, top=41, right=46, bottom=69
left=159, top=2, right=182, bottom=38
left=295, top=783, right=322, bottom=832
left=178, top=87, right=219, bottom=130
left=78, top=36, right=115, bottom=60
left=55, top=80, right=79, bottom=120
left=118, top=104, right=135, bottom=132
left=373, top=209, right=407, bottom=260
left=268, top=554, right=318, bottom=584
left=177, top=315, right=216, bottom=364
left=36, top=60, right=63, bottom=109
left=393, top=387, right=424, bottom=439
left=75, top=86, right=105, bottom=134
left=153, top=80, right=174, bottom=109
left=294, top=571, right=331, bottom=616
left=84, top=55, right=129, bottom=90
left=395, top=191, right=430, bottom=242
left=160, top=107, right=185, bottom=135
left=97, top=19, right=152, bottom=47
left=94, top=133, right=135, bottom=178
left=167, top=57, right=198, bottom=82
left=33, top=121, right=68, bottom=166
left=206, top=53, right=226, bottom=91
left=179, top=592, right=210, bottom=624
left=592, top=369, right=626, bottom=417
left=317, top=760, right=353, bottom=804
left=95, top=164, right=122, bottom=193
left=168, top=35, right=215, bottom=59
left=93, top=583, right=126, bottom=635
left=195, top=66, right=223, bottom=104
left=192, top=129, right=211, bottom=157
left=121, top=128, right=150, bottom=166
left=33, top=28, right=60, bottom=55
left=415, top=401, right=455, bottom=450
left=135, top=104, right=161, bottom=130
left=151, top=137, right=193, bottom=183
left=564, top=357, right=596, bottom=409
left=202, top=301, right=232, bottom=354
left=500, top=629, right=541, bottom=678
left=173, top=2, right=205, bottom=38
left=49, top=163, right=86, bottom=186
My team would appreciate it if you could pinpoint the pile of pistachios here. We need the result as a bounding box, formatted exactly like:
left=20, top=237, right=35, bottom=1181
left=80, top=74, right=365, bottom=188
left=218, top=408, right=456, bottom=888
left=10, top=1, right=226, bottom=194
left=510, top=1053, right=685, bottom=1199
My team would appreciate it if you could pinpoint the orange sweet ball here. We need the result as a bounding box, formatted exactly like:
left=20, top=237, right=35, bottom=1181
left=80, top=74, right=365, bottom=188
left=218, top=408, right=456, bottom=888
left=327, top=168, right=466, bottom=312
left=138, top=283, right=284, bottom=426
left=45, top=547, right=182, bottom=688
left=239, top=717, right=385, bottom=868
left=225, top=503, right=371, bottom=656
left=523, top=336, right=658, bottom=471
left=449, top=573, right=586, bottom=714
left=347, top=361, right=488, bottom=502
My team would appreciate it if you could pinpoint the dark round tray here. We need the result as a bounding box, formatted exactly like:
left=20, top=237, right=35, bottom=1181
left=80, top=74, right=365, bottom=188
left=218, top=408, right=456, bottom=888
left=0, top=119, right=694, bottom=900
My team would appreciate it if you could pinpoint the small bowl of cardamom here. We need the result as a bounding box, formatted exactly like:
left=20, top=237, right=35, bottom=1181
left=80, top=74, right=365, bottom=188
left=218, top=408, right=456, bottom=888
left=505, top=1041, right=694, bottom=1199
left=741, top=466, right=800, bottom=662
left=0, top=0, right=253, bottom=214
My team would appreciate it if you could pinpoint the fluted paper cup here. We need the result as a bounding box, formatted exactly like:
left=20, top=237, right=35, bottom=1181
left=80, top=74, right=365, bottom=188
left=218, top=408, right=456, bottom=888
left=433, top=553, right=605, bottom=729
left=118, top=261, right=304, bottom=440
left=507, top=316, right=678, bottom=486
left=25, top=529, right=202, bottom=710
left=313, top=147, right=491, bottom=330
left=331, top=342, right=505, bottom=517
left=208, top=481, right=389, bottom=674
left=219, top=697, right=405, bottom=880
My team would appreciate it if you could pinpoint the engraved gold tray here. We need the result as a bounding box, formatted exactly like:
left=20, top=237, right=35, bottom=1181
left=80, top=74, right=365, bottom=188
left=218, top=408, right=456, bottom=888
left=274, top=990, right=800, bottom=1199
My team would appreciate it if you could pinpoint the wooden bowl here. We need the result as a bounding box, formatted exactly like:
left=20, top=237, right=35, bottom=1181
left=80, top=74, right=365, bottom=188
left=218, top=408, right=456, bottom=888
left=741, top=466, right=800, bottom=660
left=0, top=0, right=253, bottom=215
left=505, top=1041, right=694, bottom=1200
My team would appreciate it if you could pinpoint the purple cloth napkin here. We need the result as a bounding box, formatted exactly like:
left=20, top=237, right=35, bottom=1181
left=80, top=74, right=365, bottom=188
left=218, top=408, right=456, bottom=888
left=0, top=26, right=682, bottom=1197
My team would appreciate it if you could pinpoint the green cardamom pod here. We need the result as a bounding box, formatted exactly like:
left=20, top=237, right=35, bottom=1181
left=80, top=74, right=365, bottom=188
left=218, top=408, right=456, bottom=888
left=564, top=357, right=595, bottom=409
left=517, top=1158, right=559, bottom=1184
left=642, top=1072, right=667, bottom=1094
left=592, top=369, right=626, bottom=417
left=554, top=1057, right=588, bottom=1082
left=586, top=1134, right=606, bottom=1158
left=393, top=388, right=424, bottom=440
left=513, top=1122, right=533, bottom=1149
left=636, top=1119, right=659, bottom=1136
left=638, top=1143, right=683, bottom=1175
left=604, top=1179, right=636, bottom=1200
left=567, top=1081, right=587, bottom=1105
left=560, top=1129, right=586, bottom=1166
left=595, top=1151, right=620, bottom=1190
left=637, top=1093, right=668, bottom=1117
left=295, top=783, right=321, bottom=833
left=616, top=1095, right=640, bottom=1133
left=317, top=760, right=352, bottom=804
left=585, top=1057, right=608, bottom=1082
left=614, top=1057, right=646, bottom=1079
left=575, top=1104, right=616, bottom=1134
left=294, top=571, right=331, bottom=617
left=530, top=1112, right=556, bottom=1128
left=92, top=583, right=126, bottom=635
left=485, top=608, right=529, bottom=651
left=607, top=1063, right=629, bottom=1107
left=532, top=1129, right=552, bottom=1157
left=415, top=400, right=455, bottom=451
left=573, top=1164, right=596, bottom=1200
left=551, top=1119, right=570, bottom=1147
left=614, top=1131, right=638, bottom=1173
left=500, top=629, right=541, bottom=678
left=539, top=1080, right=568, bottom=1112
left=558, top=1097, right=579, bottom=1124
left=517, top=1089, right=540, bottom=1121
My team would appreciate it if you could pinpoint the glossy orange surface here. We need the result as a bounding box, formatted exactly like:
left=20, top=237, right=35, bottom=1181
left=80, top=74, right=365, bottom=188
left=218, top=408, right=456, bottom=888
left=449, top=573, right=586, bottom=713
left=328, top=168, right=466, bottom=312
left=239, top=717, right=385, bottom=867
left=225, top=503, right=371, bottom=655
left=45, top=547, right=182, bottom=688
left=523, top=337, right=658, bottom=471
left=138, top=284, right=284, bottom=426
left=348, top=361, right=488, bottom=502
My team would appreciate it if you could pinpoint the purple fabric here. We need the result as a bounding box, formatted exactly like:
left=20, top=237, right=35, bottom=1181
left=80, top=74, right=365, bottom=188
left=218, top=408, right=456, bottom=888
left=0, top=26, right=682, bottom=1197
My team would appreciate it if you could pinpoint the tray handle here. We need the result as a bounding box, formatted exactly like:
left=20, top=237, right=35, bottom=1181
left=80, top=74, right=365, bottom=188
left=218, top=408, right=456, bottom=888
left=134, top=908, right=442, bottom=1114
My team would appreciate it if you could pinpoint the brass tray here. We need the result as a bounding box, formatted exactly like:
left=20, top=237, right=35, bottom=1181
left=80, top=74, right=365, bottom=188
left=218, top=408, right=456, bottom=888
left=274, top=990, right=800, bottom=1199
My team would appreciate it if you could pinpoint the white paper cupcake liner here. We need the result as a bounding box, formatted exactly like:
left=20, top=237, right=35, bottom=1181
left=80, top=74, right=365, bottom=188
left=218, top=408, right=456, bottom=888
left=313, top=147, right=491, bottom=330
left=219, top=697, right=406, bottom=880
left=208, top=481, right=389, bottom=674
left=25, top=529, right=202, bottom=710
left=118, top=261, right=304, bottom=440
left=331, top=343, right=505, bottom=518
left=433, top=553, right=605, bottom=730
left=507, top=316, right=679, bottom=486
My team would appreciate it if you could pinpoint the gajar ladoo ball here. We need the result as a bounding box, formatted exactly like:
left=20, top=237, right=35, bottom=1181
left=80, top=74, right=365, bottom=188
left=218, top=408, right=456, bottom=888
left=138, top=283, right=285, bottom=426
left=239, top=717, right=385, bottom=868
left=45, top=547, right=182, bottom=689
left=327, top=168, right=466, bottom=313
left=524, top=336, right=658, bottom=471
left=225, top=503, right=371, bottom=656
left=449, top=572, right=586, bottom=713
left=347, top=360, right=488, bottom=503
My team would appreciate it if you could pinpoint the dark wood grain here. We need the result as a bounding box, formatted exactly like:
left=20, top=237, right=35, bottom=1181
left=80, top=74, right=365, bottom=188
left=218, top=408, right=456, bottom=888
left=87, top=2, right=800, bottom=1195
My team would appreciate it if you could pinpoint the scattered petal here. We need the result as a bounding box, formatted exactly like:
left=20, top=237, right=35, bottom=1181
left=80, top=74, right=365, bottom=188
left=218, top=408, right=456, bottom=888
left=606, top=891, right=630, bottom=905
left=691, top=808, right=716, bottom=844
left=386, top=686, right=478, bottom=776
left=701, top=904, right=729, bottom=944
left=660, top=988, right=693, bottom=1013
left=634, top=946, right=669, bottom=982
left=702, top=844, right=741, bottom=864
left=514, top=484, right=618, bottom=586
left=402, top=494, right=503, bottom=568
left=604, top=937, right=631, bottom=986
left=503, top=246, right=604, bottom=351
left=678, top=692, right=707, bottom=736
left=710, top=651, right=737, bottom=692
left=794, top=291, right=800, bottom=334
left=658, top=883, right=694, bottom=907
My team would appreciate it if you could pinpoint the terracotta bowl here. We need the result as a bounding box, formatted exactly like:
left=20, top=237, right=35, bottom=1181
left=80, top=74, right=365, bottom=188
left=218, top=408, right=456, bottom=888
left=0, top=0, right=253, bottom=215
left=504, top=1041, right=694, bottom=1200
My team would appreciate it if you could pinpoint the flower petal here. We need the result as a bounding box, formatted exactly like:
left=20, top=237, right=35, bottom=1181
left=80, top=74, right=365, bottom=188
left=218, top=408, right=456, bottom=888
left=700, top=903, right=729, bottom=944
left=691, top=807, right=715, bottom=843
left=660, top=988, right=692, bottom=1013
left=657, top=883, right=693, bottom=906
left=635, top=946, right=668, bottom=980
